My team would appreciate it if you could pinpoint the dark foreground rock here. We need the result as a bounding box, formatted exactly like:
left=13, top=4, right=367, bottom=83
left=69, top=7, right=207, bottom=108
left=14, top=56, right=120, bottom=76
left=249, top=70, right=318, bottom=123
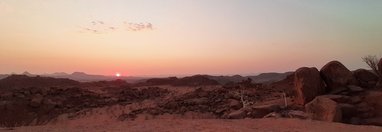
left=305, top=96, right=342, bottom=122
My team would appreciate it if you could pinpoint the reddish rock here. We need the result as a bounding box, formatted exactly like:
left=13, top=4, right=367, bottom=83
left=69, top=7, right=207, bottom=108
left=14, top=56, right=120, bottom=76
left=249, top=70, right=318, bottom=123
left=249, top=104, right=281, bottom=118
left=227, top=109, right=246, bottom=119
left=320, top=61, right=358, bottom=91
left=318, top=95, right=350, bottom=103
left=353, top=69, right=378, bottom=88
left=363, top=117, right=382, bottom=126
left=379, top=58, right=382, bottom=77
left=339, top=103, right=357, bottom=118
left=348, top=85, right=364, bottom=93
left=363, top=91, right=382, bottom=116
left=29, top=94, right=43, bottom=107
left=305, top=97, right=342, bottom=122
left=294, top=67, right=325, bottom=105
left=227, top=99, right=242, bottom=110
left=350, top=96, right=362, bottom=104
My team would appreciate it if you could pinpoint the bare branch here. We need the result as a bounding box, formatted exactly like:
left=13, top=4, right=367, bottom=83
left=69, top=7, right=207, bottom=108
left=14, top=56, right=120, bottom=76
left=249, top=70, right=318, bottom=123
left=362, top=55, right=380, bottom=77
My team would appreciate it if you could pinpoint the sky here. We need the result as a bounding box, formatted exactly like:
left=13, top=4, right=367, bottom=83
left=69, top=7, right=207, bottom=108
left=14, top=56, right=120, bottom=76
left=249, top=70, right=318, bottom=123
left=1, top=0, right=382, bottom=76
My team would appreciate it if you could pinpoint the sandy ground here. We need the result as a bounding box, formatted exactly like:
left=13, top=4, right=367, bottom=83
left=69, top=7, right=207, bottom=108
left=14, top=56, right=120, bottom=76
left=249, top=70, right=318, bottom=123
left=4, top=118, right=382, bottom=132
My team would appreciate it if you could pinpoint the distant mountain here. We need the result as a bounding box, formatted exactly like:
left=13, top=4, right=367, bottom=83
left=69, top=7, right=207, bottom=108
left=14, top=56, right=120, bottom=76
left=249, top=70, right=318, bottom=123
left=247, top=72, right=294, bottom=83
left=0, top=71, right=293, bottom=84
left=42, top=72, right=146, bottom=83
left=206, top=72, right=294, bottom=84
left=22, top=71, right=35, bottom=76
left=48, top=72, right=69, bottom=76
left=0, top=75, right=79, bottom=91
left=0, top=74, right=9, bottom=80
left=206, top=75, right=247, bottom=84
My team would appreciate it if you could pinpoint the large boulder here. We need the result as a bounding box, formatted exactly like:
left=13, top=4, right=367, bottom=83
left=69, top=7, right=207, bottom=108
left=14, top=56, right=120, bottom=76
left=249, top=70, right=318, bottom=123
left=378, top=58, right=382, bottom=87
left=320, top=61, right=357, bottom=91
left=305, top=96, right=342, bottom=122
left=363, top=91, right=382, bottom=116
left=353, top=69, right=378, bottom=88
left=294, top=67, right=325, bottom=105
left=379, top=58, right=382, bottom=77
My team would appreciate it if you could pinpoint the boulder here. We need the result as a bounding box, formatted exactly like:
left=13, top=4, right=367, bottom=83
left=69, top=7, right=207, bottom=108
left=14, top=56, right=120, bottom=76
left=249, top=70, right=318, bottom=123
left=227, top=99, right=242, bottom=110
left=353, top=69, right=378, bottom=88
left=318, top=95, right=350, bottom=103
left=320, top=61, right=357, bottom=91
left=329, top=87, right=348, bottom=95
left=339, top=103, right=357, bottom=118
left=305, top=96, right=342, bottom=122
left=294, top=67, right=325, bottom=105
left=379, top=58, right=382, bottom=77
left=248, top=104, right=281, bottom=118
left=363, top=91, right=382, bottom=116
left=29, top=94, right=43, bottom=107
left=347, top=85, right=364, bottom=93
left=227, top=109, right=246, bottom=119
left=349, top=96, right=362, bottom=104
left=363, top=117, right=382, bottom=126
left=286, top=110, right=309, bottom=119
left=350, top=117, right=362, bottom=125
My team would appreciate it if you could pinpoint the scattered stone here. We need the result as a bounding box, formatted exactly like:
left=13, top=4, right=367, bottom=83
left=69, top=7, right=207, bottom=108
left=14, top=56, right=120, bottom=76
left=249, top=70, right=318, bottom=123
left=318, top=95, right=350, bottom=103
left=263, top=112, right=282, bottom=118
left=305, top=97, right=342, bottom=122
left=294, top=67, right=325, bottom=105
left=363, top=91, right=382, bottom=116
left=286, top=110, right=309, bottom=119
left=363, top=117, right=382, bottom=126
left=329, top=87, right=348, bottom=95
left=350, top=117, right=362, bottom=125
left=227, top=99, right=242, bottom=110
left=348, top=85, right=364, bottom=93
left=339, top=103, right=357, bottom=117
left=359, top=112, right=375, bottom=119
left=320, top=61, right=358, bottom=91
left=350, top=96, right=362, bottom=104
left=356, top=102, right=374, bottom=113
left=248, top=104, right=281, bottom=118
left=29, top=94, right=43, bottom=107
left=227, top=109, right=246, bottom=119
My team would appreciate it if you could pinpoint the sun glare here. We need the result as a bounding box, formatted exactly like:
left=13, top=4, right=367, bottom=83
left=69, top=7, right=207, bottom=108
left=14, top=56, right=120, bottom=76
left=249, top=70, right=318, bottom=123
left=115, top=73, right=121, bottom=77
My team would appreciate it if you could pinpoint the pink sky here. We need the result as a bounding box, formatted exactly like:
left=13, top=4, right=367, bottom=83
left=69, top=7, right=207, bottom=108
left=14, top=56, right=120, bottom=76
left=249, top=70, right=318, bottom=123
left=1, top=0, right=382, bottom=76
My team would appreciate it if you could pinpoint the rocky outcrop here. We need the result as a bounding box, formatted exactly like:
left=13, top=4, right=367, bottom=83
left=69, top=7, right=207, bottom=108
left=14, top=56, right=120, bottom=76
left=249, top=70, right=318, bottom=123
left=305, top=96, right=342, bottom=122
left=353, top=69, right=378, bottom=88
left=320, top=61, right=357, bottom=91
left=363, top=91, right=382, bottom=117
left=0, top=76, right=170, bottom=127
left=378, top=58, right=382, bottom=77
left=294, top=67, right=325, bottom=105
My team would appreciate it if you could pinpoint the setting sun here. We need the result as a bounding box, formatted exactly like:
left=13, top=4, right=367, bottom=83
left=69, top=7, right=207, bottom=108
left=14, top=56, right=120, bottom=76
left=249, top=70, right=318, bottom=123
left=115, top=73, right=121, bottom=77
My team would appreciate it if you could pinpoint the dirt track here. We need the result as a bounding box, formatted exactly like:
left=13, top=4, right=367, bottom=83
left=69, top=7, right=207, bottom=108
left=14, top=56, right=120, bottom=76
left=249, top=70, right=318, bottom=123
left=8, top=118, right=382, bottom=132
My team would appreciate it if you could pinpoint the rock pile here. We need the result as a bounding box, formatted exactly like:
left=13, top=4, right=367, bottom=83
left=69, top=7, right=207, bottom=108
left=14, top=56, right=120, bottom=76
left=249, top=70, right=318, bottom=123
left=293, top=60, right=382, bottom=126
left=136, top=75, right=220, bottom=86
left=0, top=76, right=169, bottom=127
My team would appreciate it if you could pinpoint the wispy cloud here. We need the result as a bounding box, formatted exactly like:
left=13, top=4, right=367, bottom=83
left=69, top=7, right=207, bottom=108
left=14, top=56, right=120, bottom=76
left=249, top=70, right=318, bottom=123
left=80, top=20, right=154, bottom=34
left=123, top=22, right=153, bottom=31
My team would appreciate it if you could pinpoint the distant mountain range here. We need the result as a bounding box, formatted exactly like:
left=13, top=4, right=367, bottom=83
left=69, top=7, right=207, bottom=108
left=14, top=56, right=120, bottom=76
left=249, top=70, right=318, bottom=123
left=206, top=72, right=294, bottom=84
left=0, top=72, right=146, bottom=83
left=0, top=71, right=293, bottom=84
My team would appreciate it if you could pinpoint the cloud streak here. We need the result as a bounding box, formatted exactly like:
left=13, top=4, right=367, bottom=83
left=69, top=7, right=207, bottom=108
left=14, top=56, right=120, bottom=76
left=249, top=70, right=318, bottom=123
left=80, top=20, right=154, bottom=34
